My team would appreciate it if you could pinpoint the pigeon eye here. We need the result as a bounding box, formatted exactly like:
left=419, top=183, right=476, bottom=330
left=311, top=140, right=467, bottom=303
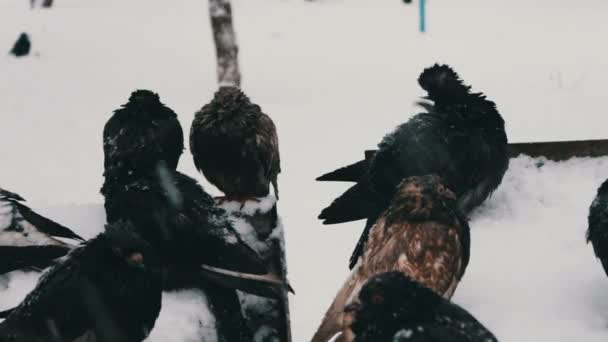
left=371, top=294, right=384, bottom=305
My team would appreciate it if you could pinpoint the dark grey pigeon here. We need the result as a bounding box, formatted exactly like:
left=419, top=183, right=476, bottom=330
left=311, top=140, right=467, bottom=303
left=587, top=179, right=608, bottom=277
left=0, top=221, right=163, bottom=342
left=345, top=272, right=498, bottom=342
left=318, top=64, right=508, bottom=269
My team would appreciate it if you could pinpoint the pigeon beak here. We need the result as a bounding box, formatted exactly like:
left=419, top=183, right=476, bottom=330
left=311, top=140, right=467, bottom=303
left=127, top=252, right=144, bottom=267
left=198, top=264, right=294, bottom=299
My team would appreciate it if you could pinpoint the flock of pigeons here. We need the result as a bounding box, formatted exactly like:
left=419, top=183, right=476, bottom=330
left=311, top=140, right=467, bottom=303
left=1, top=64, right=607, bottom=342
left=0, top=88, right=286, bottom=341
left=309, top=64, right=608, bottom=342
left=310, top=64, right=506, bottom=342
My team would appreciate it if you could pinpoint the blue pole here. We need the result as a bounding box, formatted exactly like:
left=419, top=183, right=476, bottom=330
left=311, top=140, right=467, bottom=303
left=419, top=0, right=426, bottom=33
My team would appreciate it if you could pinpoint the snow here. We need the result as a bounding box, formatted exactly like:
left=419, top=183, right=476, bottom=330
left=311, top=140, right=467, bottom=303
left=219, top=194, right=283, bottom=256
left=0, top=0, right=607, bottom=341
left=219, top=195, right=290, bottom=342
left=220, top=194, right=277, bottom=217
left=147, top=290, right=219, bottom=342
left=456, top=156, right=608, bottom=341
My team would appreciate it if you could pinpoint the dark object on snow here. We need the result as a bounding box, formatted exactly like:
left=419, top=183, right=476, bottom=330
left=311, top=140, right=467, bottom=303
left=0, top=221, right=163, bottom=342
left=587, top=179, right=608, bottom=277
left=9, top=33, right=30, bottom=57
left=0, top=187, right=83, bottom=274
left=190, top=86, right=281, bottom=201
left=102, top=90, right=184, bottom=175
left=0, top=188, right=84, bottom=242
left=312, top=175, right=470, bottom=342
left=403, top=0, right=412, bottom=3
left=345, top=272, right=497, bottom=342
left=30, top=0, right=54, bottom=8
left=318, top=64, right=508, bottom=269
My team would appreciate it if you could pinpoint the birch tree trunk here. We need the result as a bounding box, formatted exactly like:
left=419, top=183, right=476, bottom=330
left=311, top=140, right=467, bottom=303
left=207, top=2, right=291, bottom=340
left=208, top=0, right=241, bottom=87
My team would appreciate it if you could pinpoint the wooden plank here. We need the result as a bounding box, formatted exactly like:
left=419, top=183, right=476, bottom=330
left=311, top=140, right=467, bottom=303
left=508, top=139, right=608, bottom=161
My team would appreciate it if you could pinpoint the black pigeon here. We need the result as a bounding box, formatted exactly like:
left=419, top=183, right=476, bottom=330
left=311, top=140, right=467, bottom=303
left=9, top=33, right=30, bottom=57
left=0, top=188, right=84, bottom=274
left=102, top=90, right=289, bottom=342
left=587, top=179, right=608, bottom=276
left=190, top=86, right=281, bottom=201
left=101, top=168, right=277, bottom=288
left=102, top=168, right=289, bottom=342
left=318, top=64, right=508, bottom=269
left=101, top=90, right=283, bottom=295
left=0, top=221, right=163, bottom=342
left=103, top=89, right=184, bottom=174
left=344, top=272, right=497, bottom=342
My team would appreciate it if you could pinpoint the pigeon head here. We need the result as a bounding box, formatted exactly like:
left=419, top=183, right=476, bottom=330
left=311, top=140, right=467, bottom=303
left=417, top=64, right=498, bottom=115
left=358, top=272, right=440, bottom=312
left=103, top=89, right=184, bottom=176
left=418, top=64, right=472, bottom=103
left=201, top=86, right=261, bottom=121
left=385, top=175, right=459, bottom=223
left=122, top=89, right=176, bottom=121
left=128, top=90, right=160, bottom=107
left=104, top=221, right=156, bottom=269
left=350, top=272, right=440, bottom=335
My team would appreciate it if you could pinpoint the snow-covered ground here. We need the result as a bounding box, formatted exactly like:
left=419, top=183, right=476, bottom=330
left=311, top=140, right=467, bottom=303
left=1, top=0, right=608, bottom=340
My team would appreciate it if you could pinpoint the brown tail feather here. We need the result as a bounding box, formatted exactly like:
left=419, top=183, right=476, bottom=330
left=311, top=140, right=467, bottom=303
left=311, top=267, right=362, bottom=342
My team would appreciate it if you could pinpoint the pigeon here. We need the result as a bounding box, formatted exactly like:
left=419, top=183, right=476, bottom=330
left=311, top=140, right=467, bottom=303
left=190, top=86, right=281, bottom=202
left=587, top=179, right=608, bottom=276
left=0, top=188, right=84, bottom=274
left=343, top=272, right=498, bottom=342
left=101, top=167, right=287, bottom=296
left=102, top=89, right=184, bottom=176
left=0, top=221, right=163, bottom=342
left=318, top=64, right=508, bottom=269
left=312, top=175, right=470, bottom=342
left=102, top=89, right=289, bottom=341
